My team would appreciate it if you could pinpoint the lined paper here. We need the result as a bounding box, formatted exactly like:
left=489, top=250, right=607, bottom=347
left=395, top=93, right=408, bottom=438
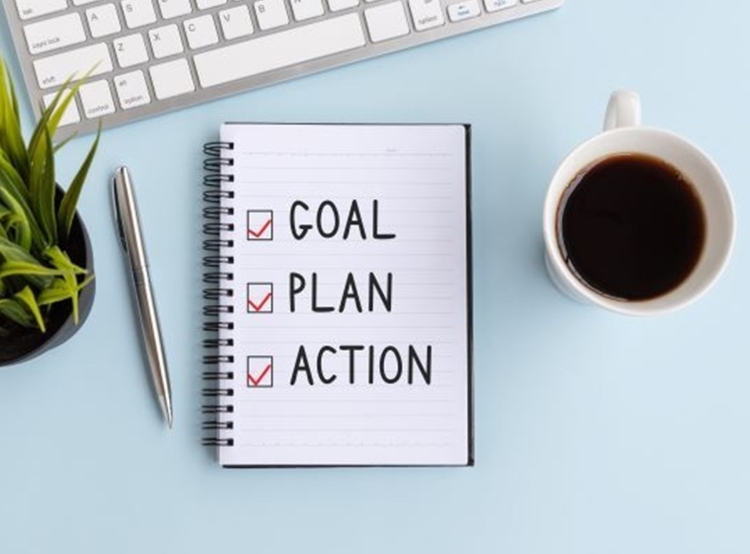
left=216, top=124, right=471, bottom=466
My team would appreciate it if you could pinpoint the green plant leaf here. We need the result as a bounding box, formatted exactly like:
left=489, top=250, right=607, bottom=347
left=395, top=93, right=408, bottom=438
left=53, top=134, right=76, bottom=154
left=0, top=149, right=30, bottom=201
left=0, top=297, right=34, bottom=328
left=0, top=57, right=29, bottom=181
left=29, top=64, right=94, bottom=154
left=0, top=260, right=64, bottom=279
left=28, top=125, right=57, bottom=246
left=3, top=214, right=27, bottom=243
left=40, top=127, right=58, bottom=244
left=37, top=274, right=92, bottom=306
left=8, top=63, right=19, bottom=121
left=62, top=268, right=79, bottom=323
left=0, top=235, right=42, bottom=260
left=0, top=236, right=49, bottom=267
left=59, top=123, right=100, bottom=239
left=44, top=245, right=87, bottom=274
left=14, top=285, right=45, bottom=332
left=35, top=277, right=74, bottom=306
left=0, top=148, right=49, bottom=253
left=44, top=66, right=96, bottom=142
left=28, top=77, right=74, bottom=155
left=0, top=238, right=53, bottom=290
left=0, top=179, right=34, bottom=251
left=43, top=246, right=91, bottom=323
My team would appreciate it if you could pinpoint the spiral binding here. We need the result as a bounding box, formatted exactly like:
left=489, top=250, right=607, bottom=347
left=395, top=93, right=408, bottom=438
left=202, top=141, right=236, bottom=448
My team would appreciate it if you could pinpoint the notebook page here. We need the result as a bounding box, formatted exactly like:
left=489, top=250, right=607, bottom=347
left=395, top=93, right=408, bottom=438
left=218, top=124, right=471, bottom=466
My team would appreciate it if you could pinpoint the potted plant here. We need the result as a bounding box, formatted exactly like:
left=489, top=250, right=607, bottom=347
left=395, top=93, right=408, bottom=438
left=0, top=55, right=99, bottom=365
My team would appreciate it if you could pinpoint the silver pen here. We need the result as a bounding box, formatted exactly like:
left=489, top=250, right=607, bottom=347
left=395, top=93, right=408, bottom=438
left=112, top=166, right=173, bottom=429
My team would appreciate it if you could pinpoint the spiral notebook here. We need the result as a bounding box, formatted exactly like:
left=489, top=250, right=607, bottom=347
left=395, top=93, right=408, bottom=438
left=202, top=123, right=473, bottom=467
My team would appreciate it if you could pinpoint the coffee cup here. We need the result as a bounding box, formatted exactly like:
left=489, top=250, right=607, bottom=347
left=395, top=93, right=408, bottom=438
left=543, top=90, right=735, bottom=316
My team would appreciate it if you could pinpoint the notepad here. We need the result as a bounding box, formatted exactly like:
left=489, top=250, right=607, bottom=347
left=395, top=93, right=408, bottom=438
left=202, top=124, right=473, bottom=467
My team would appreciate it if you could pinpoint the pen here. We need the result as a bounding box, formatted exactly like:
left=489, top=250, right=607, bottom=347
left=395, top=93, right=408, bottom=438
left=112, top=166, right=173, bottom=429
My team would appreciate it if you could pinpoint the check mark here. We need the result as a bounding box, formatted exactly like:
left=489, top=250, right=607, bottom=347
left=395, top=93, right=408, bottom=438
left=247, top=210, right=273, bottom=240
left=249, top=292, right=272, bottom=311
left=247, top=283, right=273, bottom=313
left=248, top=219, right=272, bottom=238
left=248, top=363, right=272, bottom=386
left=247, top=356, right=273, bottom=388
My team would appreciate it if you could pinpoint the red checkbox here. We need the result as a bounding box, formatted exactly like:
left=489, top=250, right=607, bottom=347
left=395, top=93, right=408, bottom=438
left=247, top=356, right=273, bottom=388
left=247, top=283, right=273, bottom=313
left=247, top=210, right=273, bottom=240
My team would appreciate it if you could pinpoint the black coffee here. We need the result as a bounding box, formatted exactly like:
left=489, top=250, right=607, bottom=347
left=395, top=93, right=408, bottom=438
left=558, top=153, right=706, bottom=301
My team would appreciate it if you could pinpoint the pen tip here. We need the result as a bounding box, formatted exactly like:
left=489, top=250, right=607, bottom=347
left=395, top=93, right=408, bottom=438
left=160, top=395, right=173, bottom=430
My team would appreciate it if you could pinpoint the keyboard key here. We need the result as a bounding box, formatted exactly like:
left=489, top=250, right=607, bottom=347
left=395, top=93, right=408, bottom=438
left=149, top=25, right=185, bottom=58
left=219, top=6, right=254, bottom=40
left=195, top=13, right=365, bottom=88
left=79, top=79, right=116, bottom=118
left=447, top=0, right=479, bottom=21
left=24, top=13, right=86, bottom=55
left=114, top=70, right=151, bottom=109
left=86, top=4, right=122, bottom=39
left=408, top=0, right=444, bottom=31
left=483, top=0, right=517, bottom=11
left=184, top=15, right=220, bottom=49
left=254, top=0, right=289, bottom=31
left=33, top=43, right=113, bottom=89
left=196, top=0, right=227, bottom=8
left=157, top=0, right=192, bottom=18
left=291, top=0, right=325, bottom=21
left=121, top=0, right=157, bottom=28
left=327, top=0, right=359, bottom=11
left=365, top=2, right=409, bottom=43
left=149, top=59, right=195, bottom=99
left=43, top=90, right=80, bottom=126
left=73, top=0, right=103, bottom=4
left=114, top=33, right=149, bottom=68
left=15, top=0, right=67, bottom=21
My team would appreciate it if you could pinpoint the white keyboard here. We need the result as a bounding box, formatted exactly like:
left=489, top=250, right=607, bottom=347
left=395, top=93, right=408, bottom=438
left=1, top=0, right=562, bottom=135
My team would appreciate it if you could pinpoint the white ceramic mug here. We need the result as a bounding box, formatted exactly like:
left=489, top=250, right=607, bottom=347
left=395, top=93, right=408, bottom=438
left=543, top=90, right=735, bottom=316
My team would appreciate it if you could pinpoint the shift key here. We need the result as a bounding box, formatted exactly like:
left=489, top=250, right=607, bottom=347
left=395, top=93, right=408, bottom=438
left=33, top=44, right=113, bottom=89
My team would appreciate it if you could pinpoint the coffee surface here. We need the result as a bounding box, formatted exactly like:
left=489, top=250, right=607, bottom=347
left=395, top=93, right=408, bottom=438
left=558, top=154, right=706, bottom=301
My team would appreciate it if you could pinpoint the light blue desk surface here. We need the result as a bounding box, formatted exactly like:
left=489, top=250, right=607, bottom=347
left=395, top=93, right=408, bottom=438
left=1, top=1, right=749, bottom=552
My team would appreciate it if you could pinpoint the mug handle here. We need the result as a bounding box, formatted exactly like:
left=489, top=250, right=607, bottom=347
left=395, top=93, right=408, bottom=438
left=603, top=90, right=641, bottom=131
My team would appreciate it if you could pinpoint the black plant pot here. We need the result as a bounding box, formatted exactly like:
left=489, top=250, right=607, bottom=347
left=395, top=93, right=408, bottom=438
left=0, top=198, right=95, bottom=366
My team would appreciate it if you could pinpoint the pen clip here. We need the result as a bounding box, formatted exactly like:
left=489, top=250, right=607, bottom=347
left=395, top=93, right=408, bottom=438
left=112, top=167, right=129, bottom=252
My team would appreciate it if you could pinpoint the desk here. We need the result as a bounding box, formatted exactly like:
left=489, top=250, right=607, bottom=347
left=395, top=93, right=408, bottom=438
left=1, top=1, right=748, bottom=552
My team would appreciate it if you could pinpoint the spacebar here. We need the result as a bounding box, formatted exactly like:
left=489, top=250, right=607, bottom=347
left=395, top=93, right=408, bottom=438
left=194, top=14, right=366, bottom=88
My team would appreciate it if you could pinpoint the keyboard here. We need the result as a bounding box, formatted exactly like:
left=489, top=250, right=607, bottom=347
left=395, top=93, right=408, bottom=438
left=1, top=0, right=562, bottom=135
